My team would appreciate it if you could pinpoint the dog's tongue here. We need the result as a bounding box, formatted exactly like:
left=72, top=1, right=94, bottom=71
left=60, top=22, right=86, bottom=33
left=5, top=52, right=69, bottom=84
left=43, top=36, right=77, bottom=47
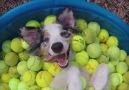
left=47, top=53, right=68, bottom=68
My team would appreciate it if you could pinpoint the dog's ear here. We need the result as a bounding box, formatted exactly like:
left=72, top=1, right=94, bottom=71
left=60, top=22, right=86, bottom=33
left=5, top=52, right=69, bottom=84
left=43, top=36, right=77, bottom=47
left=58, top=8, right=75, bottom=28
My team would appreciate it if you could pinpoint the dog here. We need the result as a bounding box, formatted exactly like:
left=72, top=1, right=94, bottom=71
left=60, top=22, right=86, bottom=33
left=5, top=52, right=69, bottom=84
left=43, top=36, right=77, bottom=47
left=20, top=8, right=110, bottom=90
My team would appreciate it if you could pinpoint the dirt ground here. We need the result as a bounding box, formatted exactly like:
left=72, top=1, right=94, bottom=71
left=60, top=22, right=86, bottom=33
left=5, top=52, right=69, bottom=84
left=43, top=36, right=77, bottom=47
left=0, top=0, right=129, bottom=25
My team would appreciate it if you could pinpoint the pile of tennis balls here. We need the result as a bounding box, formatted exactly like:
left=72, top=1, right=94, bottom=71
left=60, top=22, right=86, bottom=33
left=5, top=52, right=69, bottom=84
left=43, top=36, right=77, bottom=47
left=0, top=15, right=129, bottom=90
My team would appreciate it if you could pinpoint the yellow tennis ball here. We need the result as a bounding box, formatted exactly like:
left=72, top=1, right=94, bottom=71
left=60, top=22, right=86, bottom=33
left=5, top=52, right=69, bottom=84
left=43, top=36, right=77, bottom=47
left=69, top=61, right=79, bottom=68
left=41, top=87, right=53, bottom=90
left=26, top=20, right=41, bottom=27
left=43, top=15, right=57, bottom=26
left=88, top=86, right=94, bottom=90
left=0, top=60, right=9, bottom=75
left=116, top=62, right=128, bottom=74
left=48, top=62, right=62, bottom=76
left=85, top=59, right=99, bottom=74
left=75, top=50, right=89, bottom=66
left=27, top=55, right=43, bottom=71
left=97, top=53, right=109, bottom=64
left=11, top=37, right=24, bottom=53
left=123, top=71, right=129, bottom=84
left=0, top=83, right=10, bottom=90
left=106, top=36, right=119, bottom=47
left=86, top=43, right=102, bottom=58
left=76, top=18, right=87, bottom=31
left=18, top=51, right=30, bottom=61
left=21, top=39, right=30, bottom=50
left=119, top=50, right=127, bottom=61
left=116, top=73, right=123, bottom=83
left=42, top=62, right=53, bottom=71
left=8, top=66, right=20, bottom=78
left=17, top=61, right=29, bottom=75
left=81, top=76, right=87, bottom=90
left=9, top=78, right=20, bottom=90
left=71, top=35, right=85, bottom=52
left=2, top=40, right=12, bottom=53
left=23, top=70, right=36, bottom=86
left=29, top=85, right=41, bottom=90
left=125, top=56, right=129, bottom=67
left=36, top=71, right=53, bottom=88
left=18, top=81, right=29, bottom=90
left=98, top=29, right=109, bottom=43
left=1, top=73, right=11, bottom=83
left=107, top=62, right=115, bottom=73
left=117, top=82, right=129, bottom=90
left=100, top=43, right=108, bottom=53
left=4, top=52, right=19, bottom=66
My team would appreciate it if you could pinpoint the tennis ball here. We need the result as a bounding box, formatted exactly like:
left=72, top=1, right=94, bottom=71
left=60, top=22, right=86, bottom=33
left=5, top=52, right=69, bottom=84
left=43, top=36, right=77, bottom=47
left=43, top=15, right=57, bottom=26
left=107, top=62, right=115, bottom=73
left=117, top=82, right=129, bottom=90
left=1, top=73, right=11, bottom=83
left=123, top=71, right=129, bottom=84
left=36, top=71, right=53, bottom=88
left=110, top=58, right=119, bottom=66
left=23, top=70, right=36, bottom=86
left=116, top=73, right=123, bottom=83
left=42, top=62, right=53, bottom=71
left=100, top=43, right=108, bottom=53
left=75, top=50, right=89, bottom=66
left=18, top=51, right=30, bottom=61
left=27, top=55, right=42, bottom=71
left=97, top=53, right=109, bottom=64
left=86, top=43, right=102, bottom=58
left=17, top=61, right=29, bottom=75
left=0, top=60, right=9, bottom=75
left=125, top=56, right=129, bottom=66
left=87, top=22, right=100, bottom=35
left=85, top=59, right=99, bottom=74
left=81, top=76, right=87, bottom=90
left=119, top=50, right=127, bottom=61
left=26, top=20, right=41, bottom=27
left=18, top=81, right=29, bottom=90
left=107, top=46, right=120, bottom=60
left=98, top=29, right=109, bottom=43
left=116, top=62, right=128, bottom=75
left=82, top=28, right=96, bottom=44
left=2, top=40, right=12, bottom=53
left=21, top=39, right=30, bottom=50
left=76, top=18, right=87, bottom=31
left=0, top=83, right=10, bottom=90
left=4, top=52, right=19, bottom=66
left=88, top=86, right=94, bottom=90
left=69, top=61, right=79, bottom=68
left=9, top=78, right=20, bottom=90
left=106, top=36, right=119, bottom=47
left=71, top=35, right=85, bottom=52
left=29, top=85, right=41, bottom=90
left=48, top=62, right=62, bottom=76
left=9, top=66, right=20, bottom=78
left=11, top=37, right=24, bottom=53
left=41, top=87, right=53, bottom=90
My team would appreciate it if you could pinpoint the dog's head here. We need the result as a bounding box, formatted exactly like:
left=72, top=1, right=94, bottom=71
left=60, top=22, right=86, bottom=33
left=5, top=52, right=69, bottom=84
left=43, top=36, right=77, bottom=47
left=20, top=8, right=76, bottom=68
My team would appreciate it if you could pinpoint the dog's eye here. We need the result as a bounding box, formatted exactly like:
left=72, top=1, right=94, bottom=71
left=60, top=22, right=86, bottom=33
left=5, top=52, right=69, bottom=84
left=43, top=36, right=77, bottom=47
left=43, top=38, right=49, bottom=43
left=60, top=32, right=71, bottom=38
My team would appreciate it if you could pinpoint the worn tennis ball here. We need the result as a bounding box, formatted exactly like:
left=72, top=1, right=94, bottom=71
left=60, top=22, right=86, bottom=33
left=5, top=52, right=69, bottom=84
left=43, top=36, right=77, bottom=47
left=76, top=18, right=87, bottom=31
left=71, top=35, right=85, bottom=52
left=17, top=61, right=29, bottom=75
left=116, top=62, right=128, bottom=75
left=42, top=62, right=53, bottom=71
left=75, top=50, right=89, bottom=66
left=117, top=82, right=129, bottom=90
left=82, top=28, right=96, bottom=44
left=11, top=37, right=24, bottom=53
left=2, top=40, right=12, bottom=53
left=85, top=59, right=99, bottom=74
left=107, top=62, right=115, bottom=73
left=86, top=43, right=102, bottom=58
left=18, top=51, right=30, bottom=61
left=87, top=22, right=100, bottom=35
left=97, top=53, right=109, bottom=64
left=26, top=20, right=41, bottom=27
left=98, top=29, right=109, bottom=43
left=107, top=46, right=120, bottom=60
left=43, top=15, right=57, bottom=26
left=116, top=73, right=123, bottom=83
left=88, top=86, right=94, bottom=90
left=4, top=52, right=19, bottom=66
left=9, top=66, right=20, bottom=78
left=1, top=73, right=11, bottom=83
left=21, top=39, right=30, bottom=50
left=18, top=81, right=29, bottom=90
left=41, top=87, right=53, bottom=90
left=27, top=55, right=42, bottom=71
left=100, top=43, right=108, bottom=53
left=0, top=83, right=10, bottom=90
left=36, top=71, right=53, bottom=88
left=69, top=61, right=79, bottom=68
left=29, top=85, right=41, bottom=90
left=23, top=70, right=36, bottom=86
left=0, top=60, right=9, bottom=75
left=123, top=71, right=129, bottom=84
left=119, top=50, right=127, bottom=61
left=48, top=62, right=62, bottom=76
left=9, top=78, right=20, bottom=90
left=81, top=76, right=87, bottom=90
left=125, top=56, right=129, bottom=67
left=106, top=36, right=119, bottom=47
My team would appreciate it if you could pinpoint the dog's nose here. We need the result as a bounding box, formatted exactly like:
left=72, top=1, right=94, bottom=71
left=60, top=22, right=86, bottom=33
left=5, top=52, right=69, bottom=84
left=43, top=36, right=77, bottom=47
left=51, top=42, right=63, bottom=53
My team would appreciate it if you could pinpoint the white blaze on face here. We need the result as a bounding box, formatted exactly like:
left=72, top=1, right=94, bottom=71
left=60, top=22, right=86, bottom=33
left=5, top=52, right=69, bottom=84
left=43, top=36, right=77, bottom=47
left=44, top=23, right=69, bottom=56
